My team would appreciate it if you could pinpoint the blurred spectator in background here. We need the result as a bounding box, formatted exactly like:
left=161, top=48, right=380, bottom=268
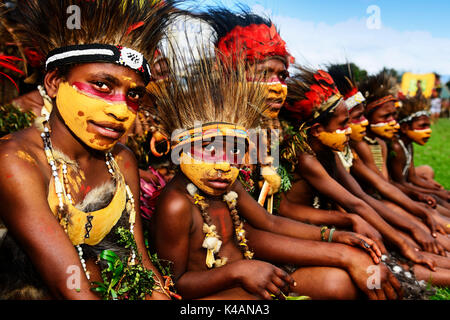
left=430, top=88, right=442, bottom=123
left=440, top=81, right=450, bottom=118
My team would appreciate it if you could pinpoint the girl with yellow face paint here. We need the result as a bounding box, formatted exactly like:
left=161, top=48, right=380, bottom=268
left=404, top=128, right=432, bottom=146
left=55, top=80, right=138, bottom=151
left=346, top=104, right=369, bottom=142
left=349, top=118, right=369, bottom=142
left=179, top=148, right=241, bottom=196
left=317, top=126, right=352, bottom=152
left=399, top=113, right=433, bottom=146
left=364, top=99, right=398, bottom=140
left=0, top=0, right=175, bottom=300
left=369, top=119, right=398, bottom=139
left=260, top=80, right=288, bottom=119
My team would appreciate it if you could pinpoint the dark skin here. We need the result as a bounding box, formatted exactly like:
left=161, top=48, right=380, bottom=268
left=151, top=140, right=402, bottom=300
left=295, top=102, right=450, bottom=284
left=389, top=116, right=450, bottom=204
left=0, top=63, right=169, bottom=300
left=348, top=106, right=448, bottom=255
left=12, top=89, right=43, bottom=116
left=353, top=102, right=447, bottom=232
left=353, top=101, right=398, bottom=180
left=354, top=103, right=436, bottom=208
left=279, top=104, right=384, bottom=246
left=250, top=58, right=289, bottom=116
left=281, top=102, right=437, bottom=271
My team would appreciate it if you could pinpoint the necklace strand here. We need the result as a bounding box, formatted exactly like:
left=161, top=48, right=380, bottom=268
left=40, top=122, right=136, bottom=281
left=187, top=183, right=253, bottom=268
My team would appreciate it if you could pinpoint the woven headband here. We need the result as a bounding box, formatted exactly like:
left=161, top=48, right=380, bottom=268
left=45, top=44, right=152, bottom=84
left=345, top=91, right=365, bottom=110
left=171, top=122, right=249, bottom=150
left=398, top=110, right=431, bottom=124
left=366, top=95, right=397, bottom=113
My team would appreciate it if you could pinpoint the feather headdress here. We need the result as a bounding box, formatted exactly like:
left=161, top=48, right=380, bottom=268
left=283, top=65, right=342, bottom=125
left=397, top=95, right=431, bottom=124
left=327, top=63, right=366, bottom=111
left=1, top=0, right=177, bottom=84
left=359, top=71, right=398, bottom=114
left=147, top=50, right=268, bottom=151
left=279, top=66, right=343, bottom=169
left=197, top=6, right=291, bottom=67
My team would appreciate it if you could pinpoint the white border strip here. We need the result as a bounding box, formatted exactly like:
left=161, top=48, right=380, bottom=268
left=46, top=48, right=115, bottom=68
left=345, top=91, right=365, bottom=110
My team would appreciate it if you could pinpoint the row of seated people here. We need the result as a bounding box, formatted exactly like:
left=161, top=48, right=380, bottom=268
left=0, top=2, right=449, bottom=300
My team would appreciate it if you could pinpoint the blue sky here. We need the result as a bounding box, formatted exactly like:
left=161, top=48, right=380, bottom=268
left=179, top=0, right=450, bottom=79
left=188, top=0, right=450, bottom=38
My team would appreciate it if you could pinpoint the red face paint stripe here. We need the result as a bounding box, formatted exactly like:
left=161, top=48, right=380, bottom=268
left=72, top=82, right=139, bottom=112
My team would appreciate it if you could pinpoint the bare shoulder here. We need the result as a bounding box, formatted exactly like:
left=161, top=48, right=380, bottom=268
left=111, top=142, right=138, bottom=170
left=0, top=130, right=50, bottom=222
left=110, top=142, right=140, bottom=188
left=0, top=128, right=46, bottom=177
left=377, top=137, right=387, bottom=147
left=351, top=140, right=370, bottom=155
left=156, top=183, right=193, bottom=222
left=389, top=139, right=405, bottom=160
left=0, top=125, right=43, bottom=156
left=297, top=152, right=324, bottom=175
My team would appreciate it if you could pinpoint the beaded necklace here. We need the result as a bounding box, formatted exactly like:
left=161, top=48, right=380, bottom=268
left=40, top=121, right=137, bottom=280
left=186, top=183, right=253, bottom=268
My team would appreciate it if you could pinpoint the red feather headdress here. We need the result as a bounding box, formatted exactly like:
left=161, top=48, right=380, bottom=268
left=284, top=68, right=341, bottom=123
left=217, top=23, right=292, bottom=66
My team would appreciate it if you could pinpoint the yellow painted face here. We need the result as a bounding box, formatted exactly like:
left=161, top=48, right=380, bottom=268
left=55, top=82, right=136, bottom=151
left=317, top=127, right=352, bottom=152
left=261, top=81, right=288, bottom=119
left=392, top=121, right=401, bottom=133
left=349, top=119, right=369, bottom=142
left=179, top=152, right=240, bottom=196
left=406, top=128, right=432, bottom=145
left=370, top=121, right=396, bottom=139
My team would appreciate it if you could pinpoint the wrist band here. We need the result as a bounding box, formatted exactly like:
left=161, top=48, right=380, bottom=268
left=320, top=226, right=329, bottom=242
left=328, top=227, right=336, bottom=243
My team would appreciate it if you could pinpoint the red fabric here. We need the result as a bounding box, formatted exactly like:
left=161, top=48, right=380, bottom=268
left=217, top=23, right=291, bottom=66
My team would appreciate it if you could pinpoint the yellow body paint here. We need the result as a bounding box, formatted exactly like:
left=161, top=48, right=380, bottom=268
left=317, top=127, right=352, bottom=151
left=406, top=128, right=432, bottom=145
left=47, top=166, right=126, bottom=246
left=56, top=82, right=136, bottom=151
left=179, top=152, right=239, bottom=196
left=259, top=82, right=288, bottom=119
left=349, top=119, right=369, bottom=142
left=16, top=150, right=37, bottom=166
left=370, top=121, right=396, bottom=139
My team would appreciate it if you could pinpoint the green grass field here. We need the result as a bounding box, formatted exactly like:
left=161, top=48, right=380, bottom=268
left=413, top=117, right=450, bottom=300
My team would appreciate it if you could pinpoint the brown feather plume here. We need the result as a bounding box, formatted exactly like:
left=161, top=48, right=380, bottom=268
left=148, top=45, right=268, bottom=139
left=397, top=95, right=431, bottom=122
left=358, top=71, right=398, bottom=107
left=1, top=0, right=178, bottom=67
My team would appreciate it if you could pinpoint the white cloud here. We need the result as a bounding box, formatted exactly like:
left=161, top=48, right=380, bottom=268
left=257, top=6, right=450, bottom=75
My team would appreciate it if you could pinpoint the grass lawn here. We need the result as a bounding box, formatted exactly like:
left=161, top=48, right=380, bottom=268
left=413, top=117, right=450, bottom=300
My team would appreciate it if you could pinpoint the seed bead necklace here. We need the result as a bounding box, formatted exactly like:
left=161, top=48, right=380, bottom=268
left=186, top=183, right=253, bottom=269
left=40, top=121, right=137, bottom=280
